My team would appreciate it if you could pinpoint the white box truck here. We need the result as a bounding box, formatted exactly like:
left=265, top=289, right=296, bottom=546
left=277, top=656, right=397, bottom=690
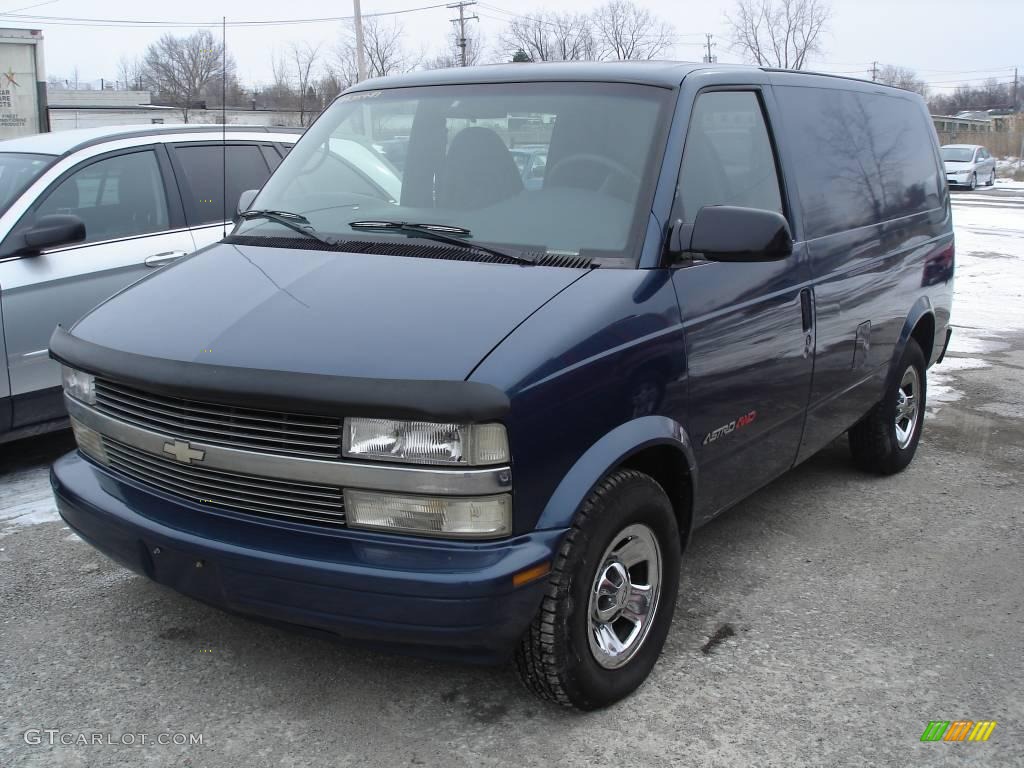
left=0, top=28, right=48, bottom=139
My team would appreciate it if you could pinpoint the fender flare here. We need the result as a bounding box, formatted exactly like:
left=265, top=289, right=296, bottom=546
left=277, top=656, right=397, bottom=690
left=534, top=415, right=698, bottom=535
left=888, top=296, right=934, bottom=389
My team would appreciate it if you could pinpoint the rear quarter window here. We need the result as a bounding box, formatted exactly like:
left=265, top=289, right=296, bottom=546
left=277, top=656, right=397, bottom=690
left=775, top=86, right=941, bottom=239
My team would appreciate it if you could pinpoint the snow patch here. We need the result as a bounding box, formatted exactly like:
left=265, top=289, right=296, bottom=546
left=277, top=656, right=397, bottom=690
left=950, top=202, right=1024, bottom=334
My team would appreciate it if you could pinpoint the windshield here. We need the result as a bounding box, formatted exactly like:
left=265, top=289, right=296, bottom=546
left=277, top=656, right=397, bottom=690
left=240, top=82, right=673, bottom=263
left=941, top=147, right=975, bottom=162
left=0, top=152, right=54, bottom=212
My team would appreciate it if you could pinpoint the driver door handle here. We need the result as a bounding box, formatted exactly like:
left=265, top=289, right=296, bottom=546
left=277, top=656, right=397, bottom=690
left=144, top=250, right=188, bottom=268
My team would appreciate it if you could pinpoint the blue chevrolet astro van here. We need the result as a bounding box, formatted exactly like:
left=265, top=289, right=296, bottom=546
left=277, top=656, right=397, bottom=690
left=49, top=62, right=954, bottom=710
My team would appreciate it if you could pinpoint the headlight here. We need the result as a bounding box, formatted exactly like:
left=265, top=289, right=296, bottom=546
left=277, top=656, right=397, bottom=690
left=344, top=489, right=512, bottom=538
left=61, top=365, right=95, bottom=404
left=343, top=418, right=509, bottom=466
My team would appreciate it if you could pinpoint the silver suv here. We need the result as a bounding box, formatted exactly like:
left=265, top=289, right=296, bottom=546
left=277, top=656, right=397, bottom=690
left=0, top=125, right=299, bottom=442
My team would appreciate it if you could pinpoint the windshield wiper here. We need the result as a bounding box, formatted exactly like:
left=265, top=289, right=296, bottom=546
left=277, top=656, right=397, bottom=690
left=348, top=220, right=535, bottom=265
left=239, top=209, right=336, bottom=246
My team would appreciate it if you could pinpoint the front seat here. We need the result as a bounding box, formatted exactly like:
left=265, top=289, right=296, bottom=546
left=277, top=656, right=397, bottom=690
left=437, top=127, right=523, bottom=210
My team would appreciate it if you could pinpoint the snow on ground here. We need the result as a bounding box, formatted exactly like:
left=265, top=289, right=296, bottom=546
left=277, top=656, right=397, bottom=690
left=948, top=201, right=1024, bottom=335
left=928, top=197, right=1024, bottom=413
left=0, top=465, right=61, bottom=537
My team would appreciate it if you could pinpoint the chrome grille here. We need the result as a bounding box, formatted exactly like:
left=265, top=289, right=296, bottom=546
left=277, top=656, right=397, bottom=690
left=102, top=437, right=346, bottom=526
left=94, top=378, right=342, bottom=459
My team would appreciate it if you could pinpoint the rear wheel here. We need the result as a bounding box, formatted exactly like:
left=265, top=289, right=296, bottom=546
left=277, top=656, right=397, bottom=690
left=514, top=469, right=680, bottom=710
left=987, top=168, right=996, bottom=186
left=848, top=338, right=927, bottom=475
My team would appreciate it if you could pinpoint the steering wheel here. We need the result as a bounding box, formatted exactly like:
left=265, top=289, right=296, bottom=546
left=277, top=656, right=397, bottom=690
left=547, top=153, right=641, bottom=194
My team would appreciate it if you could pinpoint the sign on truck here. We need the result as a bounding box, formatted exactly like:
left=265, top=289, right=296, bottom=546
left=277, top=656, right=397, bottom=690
left=0, top=28, right=48, bottom=139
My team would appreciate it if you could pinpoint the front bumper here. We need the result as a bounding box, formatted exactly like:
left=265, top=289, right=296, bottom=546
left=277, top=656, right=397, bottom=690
left=51, top=451, right=562, bottom=663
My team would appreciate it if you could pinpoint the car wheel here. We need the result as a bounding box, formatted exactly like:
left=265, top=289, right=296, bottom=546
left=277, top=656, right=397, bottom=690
left=848, top=338, right=927, bottom=475
left=987, top=168, right=996, bottom=186
left=514, top=469, right=680, bottom=710
left=969, top=172, right=977, bottom=190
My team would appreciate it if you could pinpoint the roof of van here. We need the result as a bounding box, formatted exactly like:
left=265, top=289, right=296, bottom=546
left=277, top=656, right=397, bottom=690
left=0, top=124, right=301, bottom=157
left=348, top=60, right=898, bottom=92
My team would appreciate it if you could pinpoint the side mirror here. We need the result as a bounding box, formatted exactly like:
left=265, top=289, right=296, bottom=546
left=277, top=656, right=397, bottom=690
left=236, top=189, right=258, bottom=218
left=670, top=206, right=793, bottom=263
left=21, top=214, right=86, bottom=254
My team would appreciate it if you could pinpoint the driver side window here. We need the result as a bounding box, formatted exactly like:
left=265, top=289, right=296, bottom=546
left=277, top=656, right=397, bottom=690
left=33, top=150, right=169, bottom=245
left=677, top=90, right=783, bottom=224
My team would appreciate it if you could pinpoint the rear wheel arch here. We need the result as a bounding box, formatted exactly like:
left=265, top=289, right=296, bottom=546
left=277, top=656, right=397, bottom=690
left=889, top=297, right=935, bottom=390
left=910, top=311, right=936, bottom=366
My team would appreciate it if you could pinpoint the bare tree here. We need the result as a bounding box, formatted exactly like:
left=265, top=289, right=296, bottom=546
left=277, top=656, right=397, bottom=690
left=143, top=30, right=232, bottom=122
left=117, top=55, right=145, bottom=91
left=335, top=17, right=421, bottom=87
left=876, top=65, right=928, bottom=98
left=592, top=0, right=675, bottom=61
left=426, top=28, right=486, bottom=69
left=499, top=11, right=595, bottom=62
left=290, top=42, right=323, bottom=125
left=726, top=0, right=830, bottom=70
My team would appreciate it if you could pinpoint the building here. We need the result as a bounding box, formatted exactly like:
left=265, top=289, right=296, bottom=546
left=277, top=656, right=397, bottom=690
left=46, top=88, right=306, bottom=131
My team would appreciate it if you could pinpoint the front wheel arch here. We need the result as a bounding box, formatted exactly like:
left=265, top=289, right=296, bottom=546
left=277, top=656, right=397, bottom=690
left=534, top=416, right=697, bottom=545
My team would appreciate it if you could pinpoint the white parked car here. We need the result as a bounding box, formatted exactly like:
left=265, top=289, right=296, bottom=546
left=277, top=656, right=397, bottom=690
left=0, top=124, right=300, bottom=443
left=941, top=144, right=996, bottom=189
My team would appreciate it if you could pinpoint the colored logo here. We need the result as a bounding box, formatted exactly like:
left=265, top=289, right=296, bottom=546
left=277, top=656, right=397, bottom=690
left=920, top=720, right=997, bottom=742
left=3, top=68, right=18, bottom=88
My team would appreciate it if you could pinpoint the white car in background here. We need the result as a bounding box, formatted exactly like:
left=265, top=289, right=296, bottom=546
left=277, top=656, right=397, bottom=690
left=0, top=124, right=300, bottom=443
left=941, top=144, right=997, bottom=189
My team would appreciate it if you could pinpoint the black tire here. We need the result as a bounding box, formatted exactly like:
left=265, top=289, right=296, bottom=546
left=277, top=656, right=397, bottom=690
left=968, top=172, right=977, bottom=190
left=987, top=168, right=996, bottom=186
left=514, top=469, right=680, bottom=710
left=848, top=338, right=927, bottom=475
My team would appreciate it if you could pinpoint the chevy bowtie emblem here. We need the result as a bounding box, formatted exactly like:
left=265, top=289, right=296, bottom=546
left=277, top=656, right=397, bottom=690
left=163, top=439, right=205, bottom=464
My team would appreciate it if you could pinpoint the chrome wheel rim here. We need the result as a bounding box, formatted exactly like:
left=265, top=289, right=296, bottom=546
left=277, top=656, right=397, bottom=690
left=587, top=523, right=662, bottom=670
left=895, top=366, right=921, bottom=450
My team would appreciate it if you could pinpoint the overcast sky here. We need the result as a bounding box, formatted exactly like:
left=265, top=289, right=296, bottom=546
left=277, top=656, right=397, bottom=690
left=7, top=0, right=1021, bottom=94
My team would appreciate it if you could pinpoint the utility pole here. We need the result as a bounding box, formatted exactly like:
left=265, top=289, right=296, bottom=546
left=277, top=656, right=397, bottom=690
left=353, top=0, right=367, bottom=82
left=871, top=61, right=878, bottom=81
left=448, top=1, right=478, bottom=67
left=703, top=33, right=716, bottom=64
left=1013, top=67, right=1019, bottom=112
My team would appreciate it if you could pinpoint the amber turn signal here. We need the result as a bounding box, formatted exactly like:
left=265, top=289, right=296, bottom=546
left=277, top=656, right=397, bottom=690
left=512, top=561, right=552, bottom=588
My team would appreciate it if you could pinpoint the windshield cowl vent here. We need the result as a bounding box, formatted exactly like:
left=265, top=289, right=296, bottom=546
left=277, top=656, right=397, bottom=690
left=224, top=235, right=594, bottom=269
left=534, top=252, right=594, bottom=269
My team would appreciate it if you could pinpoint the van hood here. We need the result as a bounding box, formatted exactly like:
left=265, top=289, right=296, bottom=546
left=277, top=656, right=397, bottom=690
left=69, top=242, right=588, bottom=382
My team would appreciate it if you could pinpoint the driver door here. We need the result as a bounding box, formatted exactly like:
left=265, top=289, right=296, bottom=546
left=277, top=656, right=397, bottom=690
left=669, top=88, right=814, bottom=520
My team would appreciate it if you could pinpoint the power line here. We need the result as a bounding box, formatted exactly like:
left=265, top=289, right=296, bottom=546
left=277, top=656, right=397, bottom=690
left=0, top=0, right=59, bottom=13
left=0, top=3, right=453, bottom=28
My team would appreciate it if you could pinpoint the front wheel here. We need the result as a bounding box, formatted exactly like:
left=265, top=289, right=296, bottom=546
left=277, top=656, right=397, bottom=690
left=969, top=172, right=977, bottom=190
left=848, top=338, right=927, bottom=474
left=514, top=469, right=680, bottom=710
